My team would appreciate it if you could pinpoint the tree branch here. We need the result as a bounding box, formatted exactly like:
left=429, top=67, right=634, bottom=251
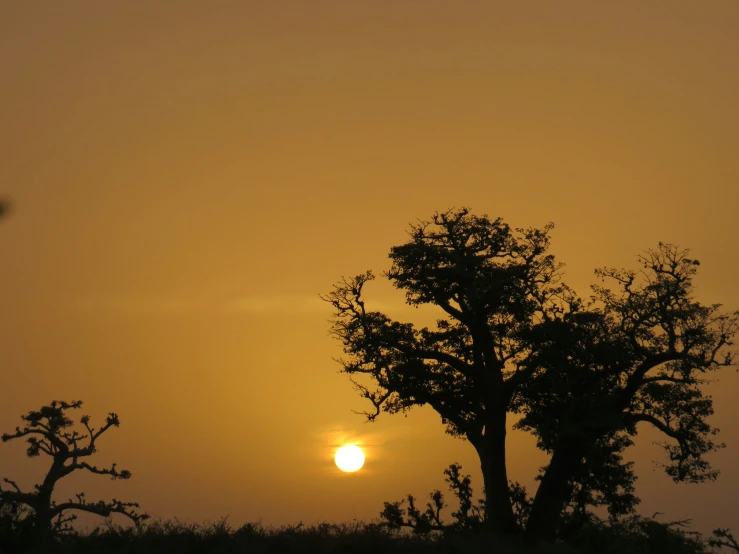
left=625, top=413, right=682, bottom=442
left=49, top=497, right=149, bottom=524
left=60, top=461, right=131, bottom=481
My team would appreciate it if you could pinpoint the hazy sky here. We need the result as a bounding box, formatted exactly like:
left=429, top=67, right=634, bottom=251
left=1, top=0, right=738, bottom=535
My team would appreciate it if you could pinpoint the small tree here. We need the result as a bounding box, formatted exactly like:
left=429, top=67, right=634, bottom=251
left=0, top=400, right=148, bottom=544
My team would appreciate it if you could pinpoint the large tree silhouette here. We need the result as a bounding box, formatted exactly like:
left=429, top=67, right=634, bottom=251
left=324, top=208, right=574, bottom=534
left=325, top=210, right=738, bottom=539
left=517, top=243, right=738, bottom=540
left=0, top=400, right=148, bottom=545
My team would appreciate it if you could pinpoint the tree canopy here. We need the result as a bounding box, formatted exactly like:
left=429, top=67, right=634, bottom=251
left=519, top=243, right=738, bottom=538
left=325, top=209, right=738, bottom=540
left=0, top=400, right=148, bottom=545
left=324, top=208, right=574, bottom=533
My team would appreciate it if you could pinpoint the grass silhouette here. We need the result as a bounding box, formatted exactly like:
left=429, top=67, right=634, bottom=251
left=0, top=514, right=724, bottom=554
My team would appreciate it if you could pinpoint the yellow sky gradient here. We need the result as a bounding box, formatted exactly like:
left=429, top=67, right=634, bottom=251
left=1, top=0, right=738, bottom=534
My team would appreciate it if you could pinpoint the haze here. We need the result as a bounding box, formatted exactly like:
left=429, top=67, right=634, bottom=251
left=1, top=0, right=737, bottom=535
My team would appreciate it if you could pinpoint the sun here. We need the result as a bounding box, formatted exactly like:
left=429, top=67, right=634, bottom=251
left=334, top=445, right=365, bottom=472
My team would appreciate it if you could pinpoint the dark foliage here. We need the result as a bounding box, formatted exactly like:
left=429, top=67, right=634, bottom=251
left=0, top=400, right=148, bottom=551
left=0, top=500, right=35, bottom=553
left=324, top=208, right=575, bottom=533
left=379, top=463, right=531, bottom=535
left=710, top=528, right=739, bottom=552
left=325, top=210, right=738, bottom=541
left=518, top=243, right=738, bottom=539
left=374, top=463, right=723, bottom=553
left=564, top=513, right=712, bottom=554
left=0, top=515, right=725, bottom=554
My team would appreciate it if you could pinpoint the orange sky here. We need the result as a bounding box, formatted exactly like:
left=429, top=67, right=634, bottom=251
left=1, top=0, right=738, bottom=535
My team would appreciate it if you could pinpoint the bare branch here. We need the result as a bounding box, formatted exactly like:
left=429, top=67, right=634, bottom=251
left=49, top=497, right=149, bottom=525
left=711, top=528, right=739, bottom=552
left=60, top=461, right=131, bottom=480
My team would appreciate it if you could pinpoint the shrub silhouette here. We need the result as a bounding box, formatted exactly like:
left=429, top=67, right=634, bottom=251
left=377, top=466, right=721, bottom=554
left=0, top=514, right=723, bottom=554
left=0, top=400, right=148, bottom=550
left=0, top=499, right=35, bottom=552
left=379, top=463, right=532, bottom=534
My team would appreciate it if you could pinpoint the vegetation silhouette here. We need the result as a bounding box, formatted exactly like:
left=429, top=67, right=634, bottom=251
left=379, top=462, right=532, bottom=534
left=324, top=208, right=738, bottom=542
left=710, top=529, right=739, bottom=552
left=378, top=462, right=725, bottom=554
left=324, top=209, right=567, bottom=535
left=0, top=400, right=148, bottom=552
left=516, top=243, right=738, bottom=540
left=0, top=511, right=730, bottom=553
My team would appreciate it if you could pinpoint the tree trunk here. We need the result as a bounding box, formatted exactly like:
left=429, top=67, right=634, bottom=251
left=525, top=438, right=587, bottom=542
left=476, top=410, right=517, bottom=535
left=30, top=484, right=55, bottom=553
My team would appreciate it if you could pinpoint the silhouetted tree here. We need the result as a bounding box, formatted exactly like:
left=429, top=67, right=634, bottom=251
left=517, top=243, right=739, bottom=540
left=326, top=210, right=738, bottom=541
left=324, top=208, right=574, bottom=534
left=0, top=400, right=148, bottom=548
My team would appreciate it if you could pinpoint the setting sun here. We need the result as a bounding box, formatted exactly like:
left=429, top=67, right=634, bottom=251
left=334, top=445, right=365, bottom=473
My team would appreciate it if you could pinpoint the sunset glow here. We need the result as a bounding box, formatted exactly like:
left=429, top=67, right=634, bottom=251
left=1, top=1, right=738, bottom=544
left=334, top=445, right=365, bottom=473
